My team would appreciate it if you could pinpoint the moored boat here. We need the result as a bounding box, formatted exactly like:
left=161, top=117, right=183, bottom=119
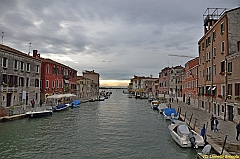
left=158, top=103, right=167, bottom=114
left=150, top=100, right=160, bottom=110
left=163, top=108, right=179, bottom=120
left=52, top=103, right=70, bottom=112
left=71, top=100, right=81, bottom=107
left=168, top=120, right=205, bottom=148
left=26, top=109, right=53, bottom=118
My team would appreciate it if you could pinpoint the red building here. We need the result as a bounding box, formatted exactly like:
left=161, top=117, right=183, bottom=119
left=158, top=67, right=170, bottom=97
left=182, top=57, right=199, bottom=107
left=33, top=50, right=77, bottom=102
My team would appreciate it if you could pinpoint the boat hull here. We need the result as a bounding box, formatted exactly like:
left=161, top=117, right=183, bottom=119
left=26, top=110, right=53, bottom=118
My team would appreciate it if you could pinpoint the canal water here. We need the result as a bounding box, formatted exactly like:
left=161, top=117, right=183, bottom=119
left=0, top=89, right=199, bottom=159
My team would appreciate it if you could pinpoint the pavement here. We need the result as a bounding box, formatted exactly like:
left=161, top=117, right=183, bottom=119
left=169, top=100, right=240, bottom=155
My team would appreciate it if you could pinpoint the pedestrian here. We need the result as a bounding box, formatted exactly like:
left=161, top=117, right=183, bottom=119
left=236, top=121, right=240, bottom=141
left=169, top=98, right=171, bottom=103
left=39, top=99, right=43, bottom=107
left=200, top=124, right=206, bottom=141
left=213, top=117, right=219, bottom=131
left=210, top=114, right=214, bottom=131
left=31, top=99, right=35, bottom=108
left=176, top=98, right=178, bottom=103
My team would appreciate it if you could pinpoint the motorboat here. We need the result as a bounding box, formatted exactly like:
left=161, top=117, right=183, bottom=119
left=150, top=100, right=160, bottom=110
left=158, top=103, right=167, bottom=114
left=163, top=108, right=179, bottom=120
left=26, top=109, right=53, bottom=118
left=52, top=103, right=70, bottom=112
left=168, top=120, right=205, bottom=148
left=71, top=100, right=81, bottom=107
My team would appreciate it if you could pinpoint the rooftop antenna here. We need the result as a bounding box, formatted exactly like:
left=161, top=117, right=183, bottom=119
left=28, top=42, right=31, bottom=55
left=1, top=32, right=4, bottom=44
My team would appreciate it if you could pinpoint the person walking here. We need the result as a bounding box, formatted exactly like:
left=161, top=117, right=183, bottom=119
left=200, top=124, right=206, bottom=141
left=31, top=99, right=35, bottom=108
left=213, top=117, right=219, bottom=131
left=236, top=121, right=240, bottom=141
left=210, top=114, right=214, bottom=131
left=39, top=99, right=43, bottom=107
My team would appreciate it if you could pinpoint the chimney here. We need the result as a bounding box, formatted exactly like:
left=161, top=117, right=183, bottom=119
left=33, top=50, right=40, bottom=58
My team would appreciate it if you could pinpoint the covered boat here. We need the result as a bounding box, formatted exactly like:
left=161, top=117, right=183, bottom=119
left=150, top=100, right=160, bottom=110
left=158, top=103, right=167, bottom=114
left=52, top=103, right=70, bottom=112
left=163, top=108, right=178, bottom=119
left=168, top=121, right=205, bottom=148
left=71, top=100, right=81, bottom=107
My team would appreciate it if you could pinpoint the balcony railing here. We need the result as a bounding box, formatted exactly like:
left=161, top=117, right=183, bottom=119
left=1, top=86, right=19, bottom=92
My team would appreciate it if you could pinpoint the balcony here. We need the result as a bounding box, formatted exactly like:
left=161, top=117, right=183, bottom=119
left=1, top=86, right=19, bottom=92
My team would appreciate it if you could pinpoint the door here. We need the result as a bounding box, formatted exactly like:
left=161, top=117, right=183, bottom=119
left=217, top=104, right=220, bottom=116
left=228, top=105, right=234, bottom=122
left=6, top=93, right=11, bottom=107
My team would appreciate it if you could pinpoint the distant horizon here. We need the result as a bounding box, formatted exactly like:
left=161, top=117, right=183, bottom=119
left=99, top=80, right=129, bottom=87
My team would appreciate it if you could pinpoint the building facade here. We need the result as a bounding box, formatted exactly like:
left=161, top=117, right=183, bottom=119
left=198, top=7, right=240, bottom=122
left=0, top=44, right=41, bottom=116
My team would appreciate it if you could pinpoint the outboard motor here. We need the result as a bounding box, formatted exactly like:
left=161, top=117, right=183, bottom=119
left=188, top=133, right=196, bottom=148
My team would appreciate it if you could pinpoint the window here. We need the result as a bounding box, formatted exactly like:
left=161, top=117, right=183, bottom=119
left=36, top=65, right=40, bottom=73
left=46, top=80, right=49, bottom=88
left=46, top=65, right=50, bottom=74
left=222, top=105, right=224, bottom=112
left=2, top=57, right=8, bottom=68
left=53, top=66, right=57, bottom=75
left=228, top=62, right=232, bottom=72
left=238, top=108, right=240, bottom=115
left=26, top=63, right=30, bottom=72
left=235, top=83, right=240, bottom=96
left=19, top=93, right=22, bottom=102
left=20, top=61, right=24, bottom=71
left=14, top=60, right=18, bottom=70
left=35, top=79, right=39, bottom=87
left=213, top=47, right=216, bottom=57
left=202, top=42, right=204, bottom=51
left=221, top=61, right=225, bottom=72
left=19, top=77, right=24, bottom=86
left=52, top=81, right=55, bottom=88
left=228, top=84, right=232, bottom=95
left=26, top=78, right=29, bottom=87
left=238, top=41, right=240, bottom=52
left=220, top=22, right=225, bottom=34
left=213, top=64, right=216, bottom=75
left=56, top=80, right=59, bottom=88
left=212, top=31, right=216, bottom=41
left=221, top=41, right=225, bottom=53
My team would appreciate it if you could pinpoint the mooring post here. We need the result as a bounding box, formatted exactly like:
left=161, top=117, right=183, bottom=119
left=184, top=111, right=187, bottom=121
left=193, top=118, right=197, bottom=130
left=188, top=113, right=193, bottom=126
left=221, top=135, right=228, bottom=155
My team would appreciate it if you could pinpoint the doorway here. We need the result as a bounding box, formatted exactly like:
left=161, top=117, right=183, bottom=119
left=6, top=93, right=11, bottom=107
left=228, top=105, right=234, bottom=122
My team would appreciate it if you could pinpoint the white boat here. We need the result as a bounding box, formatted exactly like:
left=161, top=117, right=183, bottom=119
left=26, top=109, right=53, bottom=118
left=197, top=144, right=219, bottom=159
left=168, top=120, right=205, bottom=148
left=150, top=100, right=160, bottom=110
left=158, top=103, right=167, bottom=114
left=163, top=108, right=179, bottom=120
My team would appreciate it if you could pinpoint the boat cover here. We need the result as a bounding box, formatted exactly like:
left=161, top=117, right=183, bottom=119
left=177, top=124, right=190, bottom=137
left=72, top=100, right=81, bottom=105
left=158, top=103, right=167, bottom=110
left=164, top=108, right=178, bottom=116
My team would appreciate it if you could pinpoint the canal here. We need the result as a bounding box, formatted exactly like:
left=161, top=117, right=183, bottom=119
left=0, top=89, right=199, bottom=159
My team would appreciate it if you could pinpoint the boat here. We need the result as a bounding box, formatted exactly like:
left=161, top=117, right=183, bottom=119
left=148, top=97, right=155, bottom=102
left=197, top=144, right=219, bottom=159
left=163, top=108, right=179, bottom=120
left=95, top=96, right=105, bottom=101
left=52, top=103, right=70, bottom=112
left=71, top=100, right=81, bottom=107
left=158, top=103, right=167, bottom=114
left=168, top=120, right=205, bottom=148
left=26, top=109, right=53, bottom=118
left=150, top=100, right=160, bottom=110
left=46, top=93, right=76, bottom=112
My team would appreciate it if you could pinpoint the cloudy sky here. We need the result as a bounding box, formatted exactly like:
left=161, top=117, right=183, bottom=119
left=0, top=0, right=238, bottom=86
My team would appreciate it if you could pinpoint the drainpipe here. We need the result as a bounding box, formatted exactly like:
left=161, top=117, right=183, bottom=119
left=224, top=16, right=228, bottom=121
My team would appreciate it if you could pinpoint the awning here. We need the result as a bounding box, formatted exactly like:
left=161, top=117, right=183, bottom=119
left=64, top=80, right=69, bottom=83
left=212, top=87, right=216, bottom=90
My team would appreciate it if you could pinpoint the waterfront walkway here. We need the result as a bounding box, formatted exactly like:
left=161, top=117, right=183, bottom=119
left=169, top=100, right=240, bottom=155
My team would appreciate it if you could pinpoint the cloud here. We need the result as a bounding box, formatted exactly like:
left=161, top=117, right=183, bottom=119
left=0, top=0, right=238, bottom=84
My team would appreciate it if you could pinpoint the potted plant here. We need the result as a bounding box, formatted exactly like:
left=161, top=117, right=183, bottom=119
left=219, top=71, right=225, bottom=75
left=3, top=82, right=8, bottom=87
left=14, top=84, right=19, bottom=87
left=235, top=96, right=240, bottom=100
left=226, top=72, right=232, bottom=75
